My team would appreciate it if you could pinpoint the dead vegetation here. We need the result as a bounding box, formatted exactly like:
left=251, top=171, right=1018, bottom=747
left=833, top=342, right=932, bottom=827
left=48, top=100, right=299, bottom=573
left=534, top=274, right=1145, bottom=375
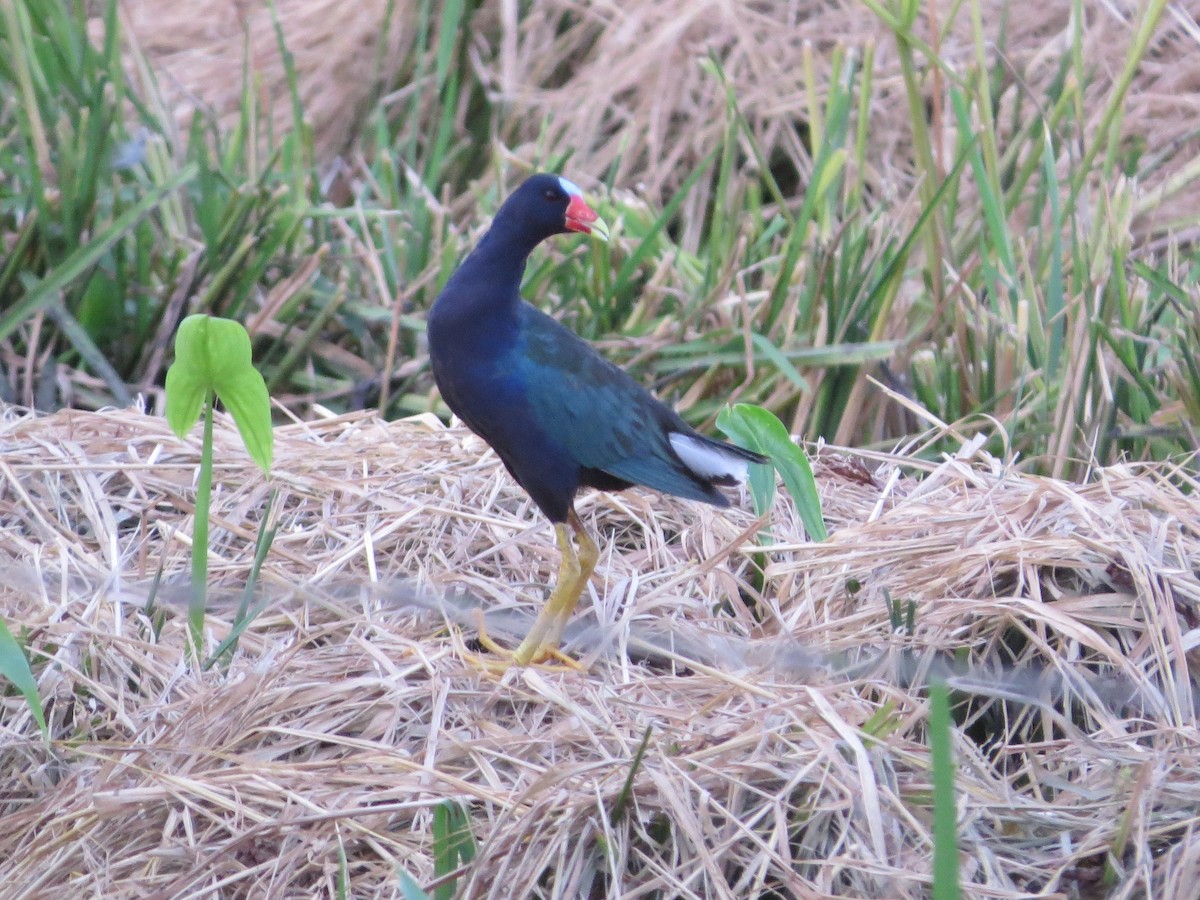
left=4, top=0, right=1200, bottom=896
left=119, top=0, right=1200, bottom=241
left=1, top=405, right=1198, bottom=896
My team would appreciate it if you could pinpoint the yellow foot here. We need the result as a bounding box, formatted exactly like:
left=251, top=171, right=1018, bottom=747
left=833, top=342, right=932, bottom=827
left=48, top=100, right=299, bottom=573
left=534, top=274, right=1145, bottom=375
left=455, top=510, right=598, bottom=674
left=460, top=608, right=585, bottom=673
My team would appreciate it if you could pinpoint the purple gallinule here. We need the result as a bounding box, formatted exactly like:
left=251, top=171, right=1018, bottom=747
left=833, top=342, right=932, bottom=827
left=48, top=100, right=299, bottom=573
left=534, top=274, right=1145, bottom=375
left=428, top=174, right=767, bottom=665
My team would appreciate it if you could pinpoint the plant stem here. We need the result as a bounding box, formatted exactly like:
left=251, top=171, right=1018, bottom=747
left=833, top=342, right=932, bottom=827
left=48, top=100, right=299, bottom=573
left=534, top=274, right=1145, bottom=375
left=189, top=392, right=214, bottom=659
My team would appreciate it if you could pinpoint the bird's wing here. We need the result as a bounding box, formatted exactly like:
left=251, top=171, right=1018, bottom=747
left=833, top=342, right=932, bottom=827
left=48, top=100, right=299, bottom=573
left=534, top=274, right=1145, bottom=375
left=514, top=305, right=723, bottom=503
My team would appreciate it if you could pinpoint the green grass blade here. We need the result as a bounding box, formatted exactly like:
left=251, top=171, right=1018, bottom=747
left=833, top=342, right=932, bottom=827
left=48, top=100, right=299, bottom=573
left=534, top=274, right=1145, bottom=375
left=609, top=725, right=653, bottom=827
left=203, top=491, right=278, bottom=671
left=45, top=301, right=132, bottom=406
left=1039, top=122, right=1066, bottom=378
left=432, top=800, right=474, bottom=900
left=0, top=164, right=198, bottom=343
left=433, top=0, right=465, bottom=92
left=0, top=617, right=48, bottom=740
left=749, top=333, right=812, bottom=393
left=613, top=147, right=720, bottom=293
left=652, top=339, right=897, bottom=372
left=335, top=827, right=349, bottom=900
left=1075, top=0, right=1169, bottom=191
left=930, top=679, right=960, bottom=899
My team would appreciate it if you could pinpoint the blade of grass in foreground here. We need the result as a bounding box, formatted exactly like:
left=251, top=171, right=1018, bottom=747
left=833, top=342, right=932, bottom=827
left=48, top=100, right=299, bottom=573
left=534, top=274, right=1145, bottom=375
left=0, top=617, right=48, bottom=740
left=432, top=800, right=475, bottom=900
left=930, top=679, right=960, bottom=899
left=608, top=725, right=654, bottom=826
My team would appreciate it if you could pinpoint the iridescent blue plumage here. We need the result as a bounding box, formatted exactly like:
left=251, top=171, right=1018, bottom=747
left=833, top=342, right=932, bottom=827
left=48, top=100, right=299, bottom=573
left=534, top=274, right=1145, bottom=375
left=427, top=173, right=767, bottom=665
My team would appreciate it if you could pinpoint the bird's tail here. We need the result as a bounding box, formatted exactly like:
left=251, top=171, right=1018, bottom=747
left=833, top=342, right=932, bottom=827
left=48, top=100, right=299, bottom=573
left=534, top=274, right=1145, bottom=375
left=668, top=432, right=769, bottom=486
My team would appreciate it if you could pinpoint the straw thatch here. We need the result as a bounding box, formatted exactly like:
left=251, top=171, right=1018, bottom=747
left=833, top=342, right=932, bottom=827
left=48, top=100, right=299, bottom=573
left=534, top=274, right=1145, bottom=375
left=1, top=402, right=1198, bottom=896
left=114, top=0, right=1200, bottom=241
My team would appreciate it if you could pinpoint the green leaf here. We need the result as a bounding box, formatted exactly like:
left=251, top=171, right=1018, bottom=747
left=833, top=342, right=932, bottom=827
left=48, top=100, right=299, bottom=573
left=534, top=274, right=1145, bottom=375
left=165, top=314, right=274, bottom=472
left=714, top=407, right=776, bottom=519
left=164, top=363, right=207, bottom=437
left=0, top=617, right=48, bottom=740
left=217, top=369, right=273, bottom=474
left=717, top=404, right=827, bottom=541
left=171, top=313, right=252, bottom=385
left=930, top=679, right=961, bottom=899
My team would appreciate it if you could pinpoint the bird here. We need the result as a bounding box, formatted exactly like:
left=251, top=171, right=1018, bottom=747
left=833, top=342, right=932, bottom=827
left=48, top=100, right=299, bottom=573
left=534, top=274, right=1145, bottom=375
left=427, top=173, right=768, bottom=666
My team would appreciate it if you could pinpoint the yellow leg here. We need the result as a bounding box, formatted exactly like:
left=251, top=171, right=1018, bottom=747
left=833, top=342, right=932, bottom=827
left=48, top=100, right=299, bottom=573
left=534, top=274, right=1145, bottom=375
left=465, top=511, right=598, bottom=670
left=462, top=511, right=589, bottom=665
left=540, top=511, right=598, bottom=653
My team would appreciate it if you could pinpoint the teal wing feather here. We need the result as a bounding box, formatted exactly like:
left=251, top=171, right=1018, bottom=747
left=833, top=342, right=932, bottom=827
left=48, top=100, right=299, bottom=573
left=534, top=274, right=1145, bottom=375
left=512, top=304, right=721, bottom=503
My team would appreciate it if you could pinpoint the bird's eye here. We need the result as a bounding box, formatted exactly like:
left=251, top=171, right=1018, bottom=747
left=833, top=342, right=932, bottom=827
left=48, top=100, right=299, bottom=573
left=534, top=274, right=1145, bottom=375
left=543, top=188, right=561, bottom=201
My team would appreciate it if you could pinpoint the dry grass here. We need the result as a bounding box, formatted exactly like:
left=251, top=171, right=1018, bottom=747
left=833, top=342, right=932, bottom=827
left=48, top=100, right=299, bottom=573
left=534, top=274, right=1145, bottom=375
left=117, top=0, right=1200, bottom=242
left=2, top=403, right=1198, bottom=896
left=113, top=0, right=416, bottom=161
left=496, top=0, right=1200, bottom=235
left=8, top=3, right=1200, bottom=893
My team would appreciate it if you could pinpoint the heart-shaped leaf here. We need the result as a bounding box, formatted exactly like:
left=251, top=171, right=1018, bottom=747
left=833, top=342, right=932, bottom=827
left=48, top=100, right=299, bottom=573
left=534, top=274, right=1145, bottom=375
left=165, top=314, right=273, bottom=472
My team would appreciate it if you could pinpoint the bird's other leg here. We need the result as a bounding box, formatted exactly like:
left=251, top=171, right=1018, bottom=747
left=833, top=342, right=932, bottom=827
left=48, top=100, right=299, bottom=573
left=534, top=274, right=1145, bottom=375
left=509, top=510, right=596, bottom=665
left=470, top=525, right=574, bottom=668
left=542, top=510, right=598, bottom=650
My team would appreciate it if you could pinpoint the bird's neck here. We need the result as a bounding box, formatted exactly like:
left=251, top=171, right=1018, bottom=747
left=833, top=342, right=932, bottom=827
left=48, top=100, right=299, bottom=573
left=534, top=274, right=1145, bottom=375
left=440, top=225, right=541, bottom=326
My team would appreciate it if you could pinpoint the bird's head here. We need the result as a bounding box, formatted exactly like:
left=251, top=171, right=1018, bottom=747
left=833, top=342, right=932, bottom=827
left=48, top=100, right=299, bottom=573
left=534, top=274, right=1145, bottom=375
left=502, top=173, right=611, bottom=244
